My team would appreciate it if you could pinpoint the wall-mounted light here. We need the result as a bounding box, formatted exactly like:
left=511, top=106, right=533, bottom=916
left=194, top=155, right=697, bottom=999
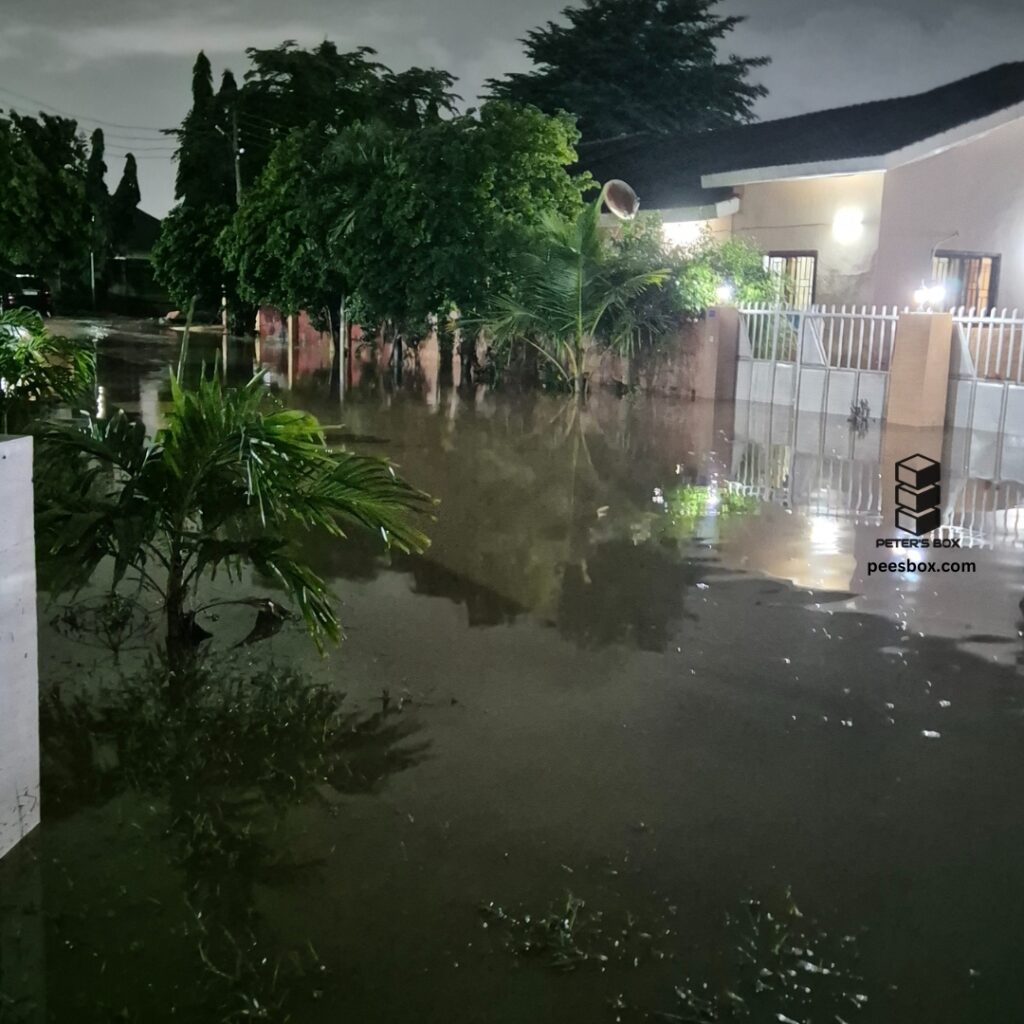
left=715, top=281, right=735, bottom=304
left=913, top=282, right=946, bottom=309
left=832, top=207, right=864, bottom=245
left=662, top=220, right=702, bottom=247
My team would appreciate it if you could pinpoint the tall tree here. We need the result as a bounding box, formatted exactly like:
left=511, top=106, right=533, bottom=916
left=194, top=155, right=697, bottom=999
left=110, top=152, right=141, bottom=254
left=486, top=0, right=769, bottom=139
left=84, top=129, right=111, bottom=296
left=220, top=102, right=588, bottom=362
left=172, top=50, right=232, bottom=206
left=217, top=128, right=341, bottom=321
left=0, top=111, right=90, bottom=285
left=236, top=42, right=458, bottom=181
left=217, top=69, right=241, bottom=204
left=84, top=129, right=110, bottom=231
left=156, top=52, right=239, bottom=308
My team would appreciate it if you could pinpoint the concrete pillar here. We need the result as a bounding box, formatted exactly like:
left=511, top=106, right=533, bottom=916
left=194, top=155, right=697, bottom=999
left=692, top=305, right=740, bottom=401
left=884, top=312, right=954, bottom=427
left=0, top=436, right=40, bottom=861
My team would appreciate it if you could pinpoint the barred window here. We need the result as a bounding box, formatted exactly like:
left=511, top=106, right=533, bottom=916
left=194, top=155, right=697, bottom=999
left=932, top=251, right=1000, bottom=311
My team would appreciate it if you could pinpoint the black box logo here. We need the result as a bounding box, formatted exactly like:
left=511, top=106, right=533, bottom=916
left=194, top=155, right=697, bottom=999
left=895, top=455, right=941, bottom=535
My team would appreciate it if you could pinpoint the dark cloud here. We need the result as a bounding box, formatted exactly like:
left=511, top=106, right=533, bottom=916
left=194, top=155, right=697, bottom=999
left=0, top=0, right=1019, bottom=215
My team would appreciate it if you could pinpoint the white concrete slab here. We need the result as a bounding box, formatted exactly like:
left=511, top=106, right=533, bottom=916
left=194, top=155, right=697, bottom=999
left=0, top=435, right=40, bottom=861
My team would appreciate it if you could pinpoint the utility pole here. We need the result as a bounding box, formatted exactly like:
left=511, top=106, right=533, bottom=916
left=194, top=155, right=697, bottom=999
left=89, top=214, right=96, bottom=310
left=232, top=106, right=242, bottom=204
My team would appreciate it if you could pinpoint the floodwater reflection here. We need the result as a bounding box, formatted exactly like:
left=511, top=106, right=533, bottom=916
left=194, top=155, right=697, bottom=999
left=7, top=320, right=1024, bottom=1022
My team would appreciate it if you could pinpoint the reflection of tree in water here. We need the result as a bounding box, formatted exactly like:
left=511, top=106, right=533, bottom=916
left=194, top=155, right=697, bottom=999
left=557, top=539, right=700, bottom=651
left=37, top=664, right=427, bottom=1021
left=401, top=554, right=523, bottom=626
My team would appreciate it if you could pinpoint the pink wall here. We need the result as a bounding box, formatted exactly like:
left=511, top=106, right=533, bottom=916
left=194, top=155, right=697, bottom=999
left=874, top=117, right=1024, bottom=310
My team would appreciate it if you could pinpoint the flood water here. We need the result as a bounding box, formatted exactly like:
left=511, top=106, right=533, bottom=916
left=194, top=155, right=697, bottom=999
left=4, top=318, right=1024, bottom=1022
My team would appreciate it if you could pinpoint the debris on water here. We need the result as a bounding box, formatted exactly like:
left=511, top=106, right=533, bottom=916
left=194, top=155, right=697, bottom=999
left=696, top=583, right=709, bottom=590
left=478, top=892, right=662, bottom=972
left=667, top=890, right=878, bottom=1024
left=783, top=657, right=792, bottom=665
left=939, top=700, right=951, bottom=708
left=921, top=730, right=942, bottom=739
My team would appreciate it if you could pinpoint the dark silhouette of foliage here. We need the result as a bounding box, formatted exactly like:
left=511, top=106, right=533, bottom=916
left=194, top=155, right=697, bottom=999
left=0, top=111, right=90, bottom=283
left=110, top=152, right=141, bottom=254
left=486, top=0, right=769, bottom=140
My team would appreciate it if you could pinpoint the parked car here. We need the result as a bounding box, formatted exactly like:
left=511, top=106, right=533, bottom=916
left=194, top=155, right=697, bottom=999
left=0, top=269, right=54, bottom=317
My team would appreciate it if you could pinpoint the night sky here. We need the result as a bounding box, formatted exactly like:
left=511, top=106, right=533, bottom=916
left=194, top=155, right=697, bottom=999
left=1, top=0, right=1020, bottom=216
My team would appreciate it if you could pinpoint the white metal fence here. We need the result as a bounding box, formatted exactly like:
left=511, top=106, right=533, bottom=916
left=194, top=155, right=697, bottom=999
left=740, top=303, right=901, bottom=369
left=949, top=307, right=1024, bottom=383
left=947, top=307, right=1024, bottom=436
left=738, top=304, right=1024, bottom=436
left=737, top=304, right=900, bottom=415
left=809, top=305, right=900, bottom=371
left=729, top=402, right=1024, bottom=548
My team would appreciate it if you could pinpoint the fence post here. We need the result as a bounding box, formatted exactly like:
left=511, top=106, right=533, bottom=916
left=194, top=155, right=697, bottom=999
left=696, top=305, right=741, bottom=400
left=884, top=311, right=954, bottom=427
left=0, top=436, right=40, bottom=861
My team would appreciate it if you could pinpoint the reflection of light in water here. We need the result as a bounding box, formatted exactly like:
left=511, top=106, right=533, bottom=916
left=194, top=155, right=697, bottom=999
left=808, top=515, right=840, bottom=555
left=96, top=384, right=106, bottom=420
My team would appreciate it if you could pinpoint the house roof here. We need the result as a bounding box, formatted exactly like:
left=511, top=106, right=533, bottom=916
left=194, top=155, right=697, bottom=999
left=123, top=208, right=161, bottom=257
left=576, top=61, right=1024, bottom=214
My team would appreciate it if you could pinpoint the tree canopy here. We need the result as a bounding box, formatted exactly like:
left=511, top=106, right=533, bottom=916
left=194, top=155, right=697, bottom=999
left=219, top=102, right=589, bottom=335
left=157, top=42, right=461, bottom=313
left=111, top=152, right=141, bottom=254
left=84, top=128, right=111, bottom=276
left=486, top=0, right=769, bottom=139
left=0, top=111, right=90, bottom=282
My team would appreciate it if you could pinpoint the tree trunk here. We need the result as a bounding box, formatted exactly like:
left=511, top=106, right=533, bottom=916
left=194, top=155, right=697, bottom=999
left=165, top=556, right=190, bottom=696
left=438, top=317, right=455, bottom=386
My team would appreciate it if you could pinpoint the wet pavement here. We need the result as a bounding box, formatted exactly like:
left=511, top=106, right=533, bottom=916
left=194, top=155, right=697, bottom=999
left=3, top=319, right=1024, bottom=1022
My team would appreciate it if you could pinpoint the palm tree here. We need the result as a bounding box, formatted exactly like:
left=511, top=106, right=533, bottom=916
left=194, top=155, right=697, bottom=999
left=35, top=372, right=432, bottom=687
left=482, top=197, right=666, bottom=394
left=0, top=308, right=94, bottom=432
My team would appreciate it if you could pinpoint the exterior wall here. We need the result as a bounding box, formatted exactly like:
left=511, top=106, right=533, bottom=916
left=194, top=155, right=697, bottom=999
left=874, top=117, right=1024, bottom=310
left=659, top=215, right=732, bottom=246
left=0, top=436, right=40, bottom=861
left=727, top=172, right=886, bottom=305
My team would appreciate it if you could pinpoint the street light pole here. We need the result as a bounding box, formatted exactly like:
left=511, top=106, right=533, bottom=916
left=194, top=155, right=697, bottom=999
left=90, top=214, right=96, bottom=310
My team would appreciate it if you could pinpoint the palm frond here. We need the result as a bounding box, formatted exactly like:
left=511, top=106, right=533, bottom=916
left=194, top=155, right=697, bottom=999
left=0, top=309, right=95, bottom=432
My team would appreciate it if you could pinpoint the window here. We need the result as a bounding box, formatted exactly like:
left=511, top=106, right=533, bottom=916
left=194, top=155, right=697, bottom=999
left=932, top=251, right=1000, bottom=311
left=764, top=252, right=817, bottom=308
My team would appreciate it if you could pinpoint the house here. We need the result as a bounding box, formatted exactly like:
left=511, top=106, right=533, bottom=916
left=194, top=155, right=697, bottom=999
left=108, top=207, right=169, bottom=314
left=578, top=62, right=1024, bottom=311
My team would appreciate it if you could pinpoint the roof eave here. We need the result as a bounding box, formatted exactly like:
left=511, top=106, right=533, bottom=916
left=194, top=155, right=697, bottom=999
left=605, top=195, right=740, bottom=222
left=700, top=97, right=1024, bottom=188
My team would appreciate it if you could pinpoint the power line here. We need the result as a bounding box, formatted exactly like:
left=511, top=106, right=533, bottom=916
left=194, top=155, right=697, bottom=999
left=2, top=104, right=174, bottom=145
left=101, top=143, right=178, bottom=152
left=0, top=84, right=172, bottom=134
